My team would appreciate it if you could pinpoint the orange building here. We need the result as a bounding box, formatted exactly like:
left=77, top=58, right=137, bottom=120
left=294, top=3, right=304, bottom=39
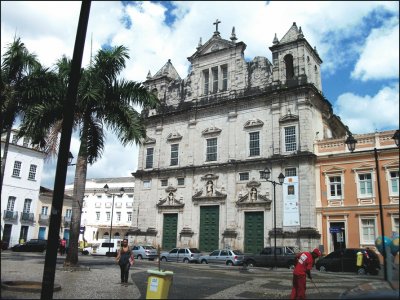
left=315, top=130, right=399, bottom=262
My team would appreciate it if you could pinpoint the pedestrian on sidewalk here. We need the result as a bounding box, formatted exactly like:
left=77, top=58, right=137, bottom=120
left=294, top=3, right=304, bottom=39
left=290, top=248, right=321, bottom=299
left=115, top=238, right=133, bottom=286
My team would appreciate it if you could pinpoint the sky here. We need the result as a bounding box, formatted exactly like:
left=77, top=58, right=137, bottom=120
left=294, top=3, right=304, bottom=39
left=1, top=1, right=399, bottom=189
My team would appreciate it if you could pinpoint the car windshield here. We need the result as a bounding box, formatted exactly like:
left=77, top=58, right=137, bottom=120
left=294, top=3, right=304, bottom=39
left=144, top=246, right=155, bottom=250
left=189, top=248, right=201, bottom=253
left=232, top=250, right=243, bottom=255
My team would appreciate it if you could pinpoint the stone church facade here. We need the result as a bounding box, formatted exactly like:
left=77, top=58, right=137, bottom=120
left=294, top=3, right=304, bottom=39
left=132, top=21, right=348, bottom=253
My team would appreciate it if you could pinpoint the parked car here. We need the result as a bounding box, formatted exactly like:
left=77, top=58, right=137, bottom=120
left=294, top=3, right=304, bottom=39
left=243, top=246, right=298, bottom=269
left=316, top=248, right=380, bottom=275
left=160, top=247, right=202, bottom=263
left=11, top=239, right=47, bottom=252
left=199, top=249, right=244, bottom=266
left=81, top=241, right=119, bottom=256
left=132, top=245, right=158, bottom=260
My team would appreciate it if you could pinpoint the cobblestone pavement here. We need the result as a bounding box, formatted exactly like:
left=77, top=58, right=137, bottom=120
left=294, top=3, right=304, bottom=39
left=1, top=251, right=398, bottom=299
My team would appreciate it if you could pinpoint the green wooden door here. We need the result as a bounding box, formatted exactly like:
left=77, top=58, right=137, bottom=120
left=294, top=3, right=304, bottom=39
left=244, top=211, right=264, bottom=254
left=199, top=206, right=219, bottom=252
left=162, top=213, right=178, bottom=250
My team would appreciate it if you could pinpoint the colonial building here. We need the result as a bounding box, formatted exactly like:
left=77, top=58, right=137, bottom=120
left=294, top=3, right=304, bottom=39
left=315, top=130, right=399, bottom=255
left=132, top=21, right=348, bottom=253
left=65, top=177, right=135, bottom=244
left=1, top=129, right=46, bottom=248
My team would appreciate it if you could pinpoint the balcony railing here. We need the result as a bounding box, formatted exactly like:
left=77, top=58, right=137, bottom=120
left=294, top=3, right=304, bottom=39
left=63, top=216, right=72, bottom=227
left=3, top=210, right=18, bottom=221
left=20, top=212, right=34, bottom=223
left=38, top=214, right=50, bottom=225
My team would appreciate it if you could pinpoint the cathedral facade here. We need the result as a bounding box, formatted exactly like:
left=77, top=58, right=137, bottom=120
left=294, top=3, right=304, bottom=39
left=132, top=21, right=348, bottom=253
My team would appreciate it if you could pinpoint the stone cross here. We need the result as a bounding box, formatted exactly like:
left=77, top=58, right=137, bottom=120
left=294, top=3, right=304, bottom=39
left=213, top=19, right=221, bottom=32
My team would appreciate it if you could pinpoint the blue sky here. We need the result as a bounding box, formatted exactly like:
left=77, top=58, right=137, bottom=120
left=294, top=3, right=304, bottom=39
left=1, top=1, right=399, bottom=189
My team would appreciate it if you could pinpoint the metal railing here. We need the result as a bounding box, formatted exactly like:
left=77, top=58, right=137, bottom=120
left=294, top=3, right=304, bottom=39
left=3, top=210, right=18, bottom=221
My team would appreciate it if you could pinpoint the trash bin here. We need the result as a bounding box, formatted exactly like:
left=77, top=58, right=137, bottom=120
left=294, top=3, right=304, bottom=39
left=146, top=269, right=173, bottom=299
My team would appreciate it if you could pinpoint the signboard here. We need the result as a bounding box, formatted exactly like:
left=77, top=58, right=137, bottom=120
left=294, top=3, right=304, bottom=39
left=283, top=176, right=300, bottom=226
left=329, top=227, right=342, bottom=233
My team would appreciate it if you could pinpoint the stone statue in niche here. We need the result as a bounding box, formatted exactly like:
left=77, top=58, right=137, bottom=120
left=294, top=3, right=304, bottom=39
left=168, top=192, right=175, bottom=204
left=206, top=180, right=214, bottom=196
left=250, top=187, right=257, bottom=201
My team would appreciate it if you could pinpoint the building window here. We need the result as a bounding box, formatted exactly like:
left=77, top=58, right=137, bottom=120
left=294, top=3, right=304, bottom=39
left=127, top=212, right=132, bottom=222
left=170, top=144, right=179, bottom=166
left=7, top=196, right=16, bottom=211
left=41, top=206, right=48, bottom=215
left=161, top=179, right=168, bottom=187
left=212, top=67, right=218, bottom=93
left=284, top=126, right=297, bottom=152
left=329, top=176, right=342, bottom=198
left=358, top=173, right=373, bottom=197
left=389, top=170, right=399, bottom=195
left=12, top=134, right=18, bottom=144
left=12, top=161, right=22, bottom=177
left=221, top=65, right=228, bottom=91
left=203, top=70, right=209, bottom=95
left=392, top=215, right=399, bottom=235
left=239, top=172, right=249, bottom=181
left=361, top=218, right=376, bottom=244
left=206, top=138, right=217, bottom=161
left=28, top=164, right=37, bottom=180
left=285, top=168, right=297, bottom=177
left=145, top=147, right=154, bottom=169
left=284, top=54, right=294, bottom=79
left=106, top=212, right=111, bottom=221
left=96, top=212, right=100, bottom=221
left=249, top=132, right=260, bottom=156
left=177, top=178, right=185, bottom=186
left=116, top=212, right=121, bottom=222
left=66, top=209, right=72, bottom=218
left=23, top=199, right=32, bottom=213
left=143, top=180, right=151, bottom=189
left=23, top=137, right=29, bottom=147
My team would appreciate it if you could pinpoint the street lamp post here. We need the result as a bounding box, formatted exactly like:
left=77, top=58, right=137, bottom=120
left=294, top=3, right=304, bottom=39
left=103, top=184, right=124, bottom=255
left=260, top=168, right=285, bottom=269
left=345, top=129, right=399, bottom=282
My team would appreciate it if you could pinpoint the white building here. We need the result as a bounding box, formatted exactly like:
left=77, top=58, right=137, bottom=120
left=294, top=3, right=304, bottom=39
left=1, top=129, right=46, bottom=248
left=64, top=177, right=135, bottom=244
left=132, top=21, right=348, bottom=253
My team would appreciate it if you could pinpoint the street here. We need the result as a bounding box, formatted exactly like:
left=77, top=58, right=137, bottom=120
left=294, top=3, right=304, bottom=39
left=1, top=251, right=397, bottom=299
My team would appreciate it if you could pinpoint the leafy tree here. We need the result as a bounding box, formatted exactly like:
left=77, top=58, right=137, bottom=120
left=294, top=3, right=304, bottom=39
left=19, top=45, right=159, bottom=266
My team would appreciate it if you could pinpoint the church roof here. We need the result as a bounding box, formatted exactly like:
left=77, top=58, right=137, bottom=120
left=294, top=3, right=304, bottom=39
left=149, top=59, right=181, bottom=81
left=279, top=22, right=304, bottom=44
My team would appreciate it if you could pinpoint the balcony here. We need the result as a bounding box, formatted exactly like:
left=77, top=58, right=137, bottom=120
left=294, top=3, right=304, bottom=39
left=38, top=214, right=50, bottom=225
left=3, top=210, right=18, bottom=221
left=20, top=212, right=34, bottom=224
left=63, top=216, right=72, bottom=227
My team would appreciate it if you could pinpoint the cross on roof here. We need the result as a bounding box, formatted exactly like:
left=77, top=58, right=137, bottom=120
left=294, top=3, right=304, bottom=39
left=213, top=19, right=221, bottom=33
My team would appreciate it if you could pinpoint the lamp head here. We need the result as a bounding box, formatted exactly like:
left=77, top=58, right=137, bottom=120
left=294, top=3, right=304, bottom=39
left=278, top=173, right=285, bottom=184
left=103, top=184, right=109, bottom=193
left=345, top=133, right=357, bottom=153
left=393, top=129, right=400, bottom=147
left=68, top=152, right=74, bottom=165
left=119, top=187, right=125, bottom=196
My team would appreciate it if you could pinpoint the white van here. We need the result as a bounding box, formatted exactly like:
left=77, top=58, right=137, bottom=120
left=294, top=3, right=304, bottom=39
left=82, top=239, right=121, bottom=256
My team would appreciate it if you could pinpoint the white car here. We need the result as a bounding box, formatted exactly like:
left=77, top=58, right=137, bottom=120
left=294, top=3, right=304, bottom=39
left=82, top=241, right=119, bottom=256
left=132, top=245, right=158, bottom=260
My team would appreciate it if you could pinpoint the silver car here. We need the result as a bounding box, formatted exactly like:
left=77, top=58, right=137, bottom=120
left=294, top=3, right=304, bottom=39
left=132, top=245, right=158, bottom=260
left=199, top=249, right=244, bottom=266
left=160, top=247, right=202, bottom=263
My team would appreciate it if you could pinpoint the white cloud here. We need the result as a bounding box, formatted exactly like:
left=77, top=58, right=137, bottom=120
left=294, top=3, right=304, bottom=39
left=334, top=84, right=399, bottom=134
left=351, top=18, right=399, bottom=81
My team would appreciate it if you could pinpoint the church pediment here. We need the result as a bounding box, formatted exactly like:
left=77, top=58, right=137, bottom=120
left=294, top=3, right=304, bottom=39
left=236, top=185, right=271, bottom=210
left=192, top=179, right=227, bottom=205
left=199, top=37, right=234, bottom=55
left=352, top=163, right=375, bottom=171
left=202, top=126, right=221, bottom=136
left=157, top=189, right=184, bottom=210
left=322, top=166, right=346, bottom=174
left=143, top=137, right=156, bottom=145
left=244, top=119, right=264, bottom=129
left=279, top=113, right=299, bottom=123
left=167, top=132, right=182, bottom=142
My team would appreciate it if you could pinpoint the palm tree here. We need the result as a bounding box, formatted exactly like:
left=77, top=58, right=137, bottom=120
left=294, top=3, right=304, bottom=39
left=1, top=36, right=43, bottom=195
left=19, top=45, right=159, bottom=266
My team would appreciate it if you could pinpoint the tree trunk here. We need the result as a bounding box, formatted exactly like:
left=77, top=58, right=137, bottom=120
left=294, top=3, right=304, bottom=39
left=64, top=143, right=88, bottom=266
left=0, top=127, right=12, bottom=196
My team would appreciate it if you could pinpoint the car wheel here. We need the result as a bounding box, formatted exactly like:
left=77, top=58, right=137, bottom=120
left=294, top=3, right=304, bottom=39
left=161, top=257, right=167, bottom=262
left=319, top=265, right=327, bottom=272
left=244, top=261, right=255, bottom=268
left=137, top=255, right=143, bottom=260
left=226, top=261, right=233, bottom=266
left=82, top=250, right=89, bottom=255
left=201, top=259, right=208, bottom=264
left=357, top=267, right=366, bottom=275
left=183, top=258, right=189, bottom=263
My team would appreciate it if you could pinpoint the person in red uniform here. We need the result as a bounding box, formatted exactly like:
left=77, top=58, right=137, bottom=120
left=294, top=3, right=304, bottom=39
left=290, top=248, right=321, bottom=299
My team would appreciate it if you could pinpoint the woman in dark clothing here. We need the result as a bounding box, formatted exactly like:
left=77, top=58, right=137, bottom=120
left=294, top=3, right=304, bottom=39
left=115, top=239, right=132, bottom=285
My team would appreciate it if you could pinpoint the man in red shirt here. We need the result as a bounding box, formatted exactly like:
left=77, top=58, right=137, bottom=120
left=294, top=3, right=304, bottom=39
left=290, top=248, right=321, bottom=299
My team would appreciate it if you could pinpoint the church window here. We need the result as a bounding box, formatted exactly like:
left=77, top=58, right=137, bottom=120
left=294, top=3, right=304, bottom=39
left=177, top=177, right=185, bottom=185
left=239, top=172, right=249, bottom=181
left=161, top=179, right=168, bottom=187
left=284, top=126, right=297, bottom=152
left=170, top=144, right=179, bottom=166
left=284, top=54, right=294, bottom=79
left=249, top=132, right=260, bottom=156
left=206, top=138, right=217, bottom=161
left=285, top=167, right=297, bottom=177
left=221, top=65, right=228, bottom=91
left=203, top=70, right=209, bottom=95
left=145, top=147, right=154, bottom=169
left=212, top=67, right=218, bottom=93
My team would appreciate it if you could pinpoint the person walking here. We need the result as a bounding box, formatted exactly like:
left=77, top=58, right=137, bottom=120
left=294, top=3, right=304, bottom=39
left=115, top=239, right=133, bottom=285
left=60, top=238, right=67, bottom=255
left=290, top=248, right=322, bottom=299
